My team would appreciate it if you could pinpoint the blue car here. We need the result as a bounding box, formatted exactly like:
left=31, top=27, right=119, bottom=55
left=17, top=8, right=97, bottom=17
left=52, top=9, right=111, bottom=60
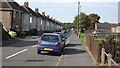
left=37, top=33, right=65, bottom=56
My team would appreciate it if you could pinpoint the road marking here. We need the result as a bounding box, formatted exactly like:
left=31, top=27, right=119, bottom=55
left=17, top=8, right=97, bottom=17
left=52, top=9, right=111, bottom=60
left=6, top=49, right=28, bottom=59
left=56, top=55, right=64, bottom=66
left=66, top=35, right=71, bottom=45
left=32, top=45, right=37, bottom=47
left=66, top=40, right=70, bottom=45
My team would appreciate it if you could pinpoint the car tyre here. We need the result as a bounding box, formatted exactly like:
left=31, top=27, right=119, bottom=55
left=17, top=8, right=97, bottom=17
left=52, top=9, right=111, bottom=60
left=37, top=50, right=41, bottom=54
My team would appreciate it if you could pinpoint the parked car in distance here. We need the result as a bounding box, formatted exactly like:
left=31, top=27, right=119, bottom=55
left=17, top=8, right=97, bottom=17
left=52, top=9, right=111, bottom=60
left=37, top=33, right=65, bottom=56
left=3, top=27, right=17, bottom=38
left=54, top=32, right=67, bottom=46
left=73, top=30, right=78, bottom=34
left=92, top=29, right=109, bottom=35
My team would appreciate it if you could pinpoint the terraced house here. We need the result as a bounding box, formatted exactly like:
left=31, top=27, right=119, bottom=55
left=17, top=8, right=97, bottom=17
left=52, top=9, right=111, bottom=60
left=0, top=0, right=63, bottom=33
left=0, top=1, right=22, bottom=29
left=20, top=4, right=30, bottom=31
left=23, top=2, right=39, bottom=30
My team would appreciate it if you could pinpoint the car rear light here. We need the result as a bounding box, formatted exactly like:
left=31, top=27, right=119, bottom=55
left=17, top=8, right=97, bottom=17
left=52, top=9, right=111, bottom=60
left=38, top=41, right=41, bottom=44
left=56, top=43, right=61, bottom=46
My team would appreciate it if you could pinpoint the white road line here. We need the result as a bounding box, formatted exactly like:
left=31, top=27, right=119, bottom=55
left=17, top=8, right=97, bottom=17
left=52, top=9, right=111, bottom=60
left=56, top=55, right=64, bottom=66
left=32, top=45, right=37, bottom=47
left=66, top=35, right=71, bottom=45
left=6, top=49, right=28, bottom=59
left=66, top=40, right=70, bottom=45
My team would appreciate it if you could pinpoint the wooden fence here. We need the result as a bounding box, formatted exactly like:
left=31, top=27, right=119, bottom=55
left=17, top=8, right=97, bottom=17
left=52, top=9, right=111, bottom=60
left=86, top=35, right=101, bottom=63
left=86, top=35, right=120, bottom=65
left=101, top=48, right=119, bottom=66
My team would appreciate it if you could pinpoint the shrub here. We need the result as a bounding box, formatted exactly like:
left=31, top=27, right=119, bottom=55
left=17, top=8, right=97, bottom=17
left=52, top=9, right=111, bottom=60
left=20, top=31, right=26, bottom=37
left=99, top=34, right=116, bottom=48
left=79, top=33, right=86, bottom=44
left=29, top=28, right=37, bottom=36
left=24, top=31, right=29, bottom=36
left=1, top=22, right=10, bottom=40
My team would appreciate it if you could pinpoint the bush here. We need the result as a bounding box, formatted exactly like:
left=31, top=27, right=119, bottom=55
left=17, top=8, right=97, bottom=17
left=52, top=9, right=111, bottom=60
left=1, top=22, right=10, bottom=40
left=79, top=33, right=86, bottom=43
left=29, top=28, right=37, bottom=36
left=20, top=31, right=27, bottom=37
left=24, top=31, right=29, bottom=36
left=99, top=34, right=116, bottom=48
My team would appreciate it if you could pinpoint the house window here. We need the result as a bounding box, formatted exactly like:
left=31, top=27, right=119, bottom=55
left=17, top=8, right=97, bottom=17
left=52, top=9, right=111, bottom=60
left=51, top=22, right=53, bottom=27
left=19, top=12, right=21, bottom=18
left=30, top=17, right=32, bottom=23
left=47, top=22, right=49, bottom=26
left=13, top=11, right=16, bottom=18
left=41, top=20, right=43, bottom=25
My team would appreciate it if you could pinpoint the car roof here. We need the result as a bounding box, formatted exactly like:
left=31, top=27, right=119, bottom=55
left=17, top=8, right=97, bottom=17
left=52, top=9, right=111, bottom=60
left=42, top=33, right=60, bottom=36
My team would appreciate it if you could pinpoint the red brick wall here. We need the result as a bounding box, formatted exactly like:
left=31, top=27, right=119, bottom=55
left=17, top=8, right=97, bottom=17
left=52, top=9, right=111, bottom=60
left=0, top=11, right=12, bottom=28
left=12, top=11, right=22, bottom=29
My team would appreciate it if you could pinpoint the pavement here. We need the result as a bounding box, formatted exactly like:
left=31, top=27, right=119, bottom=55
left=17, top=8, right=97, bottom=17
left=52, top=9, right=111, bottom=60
left=2, top=36, right=39, bottom=46
left=58, top=34, right=95, bottom=66
left=2, top=32, right=95, bottom=66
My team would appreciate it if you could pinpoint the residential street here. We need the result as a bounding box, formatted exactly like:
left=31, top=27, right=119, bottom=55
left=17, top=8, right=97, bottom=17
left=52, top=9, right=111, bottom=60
left=1, top=1, right=120, bottom=67
left=2, top=32, right=95, bottom=66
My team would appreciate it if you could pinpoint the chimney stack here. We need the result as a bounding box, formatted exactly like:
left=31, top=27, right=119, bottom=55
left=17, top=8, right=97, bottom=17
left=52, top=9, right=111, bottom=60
left=47, top=15, right=50, bottom=18
left=51, top=17, right=53, bottom=19
left=24, top=2, right=29, bottom=7
left=35, top=8, right=39, bottom=12
left=42, top=12, right=45, bottom=16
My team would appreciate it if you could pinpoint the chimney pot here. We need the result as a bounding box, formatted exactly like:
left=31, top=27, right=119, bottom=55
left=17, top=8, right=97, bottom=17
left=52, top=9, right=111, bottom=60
left=35, top=8, right=39, bottom=12
left=24, top=2, right=29, bottom=7
left=42, top=12, right=45, bottom=16
left=51, top=17, right=53, bottom=19
left=47, top=15, right=50, bottom=18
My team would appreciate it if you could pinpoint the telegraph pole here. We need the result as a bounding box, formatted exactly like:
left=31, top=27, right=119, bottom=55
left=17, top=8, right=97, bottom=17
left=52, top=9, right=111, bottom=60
left=77, top=2, right=81, bottom=35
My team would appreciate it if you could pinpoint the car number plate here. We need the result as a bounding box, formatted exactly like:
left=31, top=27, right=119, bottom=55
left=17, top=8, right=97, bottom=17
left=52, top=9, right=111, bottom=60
left=44, top=48, right=53, bottom=51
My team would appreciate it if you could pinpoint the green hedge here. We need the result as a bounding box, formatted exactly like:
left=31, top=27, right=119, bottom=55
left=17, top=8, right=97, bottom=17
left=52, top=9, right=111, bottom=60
left=20, top=31, right=27, bottom=37
left=79, top=33, right=86, bottom=44
left=29, top=28, right=37, bottom=36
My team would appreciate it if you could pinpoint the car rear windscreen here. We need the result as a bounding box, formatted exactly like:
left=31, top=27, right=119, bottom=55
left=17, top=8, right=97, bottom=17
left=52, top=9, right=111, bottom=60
left=41, top=35, right=59, bottom=42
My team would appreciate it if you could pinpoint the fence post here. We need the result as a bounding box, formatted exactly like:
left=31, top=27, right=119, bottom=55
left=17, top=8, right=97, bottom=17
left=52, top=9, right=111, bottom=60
left=101, top=48, right=105, bottom=65
left=108, top=54, right=112, bottom=66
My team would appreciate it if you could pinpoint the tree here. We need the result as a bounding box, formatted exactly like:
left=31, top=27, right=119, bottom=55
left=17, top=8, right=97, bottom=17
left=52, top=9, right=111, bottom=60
left=73, top=12, right=91, bottom=32
left=63, top=23, right=74, bottom=29
left=73, top=12, right=101, bottom=32
left=88, top=14, right=100, bottom=29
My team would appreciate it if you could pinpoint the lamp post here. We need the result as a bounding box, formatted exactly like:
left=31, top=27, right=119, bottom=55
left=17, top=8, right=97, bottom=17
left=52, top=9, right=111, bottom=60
left=77, top=2, right=81, bottom=35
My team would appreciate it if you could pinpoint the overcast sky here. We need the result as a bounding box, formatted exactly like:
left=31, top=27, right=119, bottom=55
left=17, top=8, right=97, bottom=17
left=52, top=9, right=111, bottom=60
left=14, top=0, right=119, bottom=23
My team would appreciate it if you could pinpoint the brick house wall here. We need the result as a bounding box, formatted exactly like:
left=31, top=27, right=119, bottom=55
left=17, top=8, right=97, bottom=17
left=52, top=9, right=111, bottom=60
left=30, top=15, right=36, bottom=29
left=12, top=11, right=22, bottom=29
left=37, top=17, right=41, bottom=31
left=22, top=13, right=30, bottom=31
left=0, top=11, right=12, bottom=28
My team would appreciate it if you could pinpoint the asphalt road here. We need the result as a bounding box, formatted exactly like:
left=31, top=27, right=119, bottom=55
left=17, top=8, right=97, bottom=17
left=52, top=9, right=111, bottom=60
left=2, top=31, right=95, bottom=66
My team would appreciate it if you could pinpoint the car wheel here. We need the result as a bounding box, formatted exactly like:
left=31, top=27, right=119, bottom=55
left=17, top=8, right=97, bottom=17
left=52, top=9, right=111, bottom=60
left=37, top=50, right=41, bottom=54
left=11, top=37, right=14, bottom=39
left=57, top=50, right=63, bottom=56
left=62, top=48, right=64, bottom=52
left=57, top=53, right=62, bottom=56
